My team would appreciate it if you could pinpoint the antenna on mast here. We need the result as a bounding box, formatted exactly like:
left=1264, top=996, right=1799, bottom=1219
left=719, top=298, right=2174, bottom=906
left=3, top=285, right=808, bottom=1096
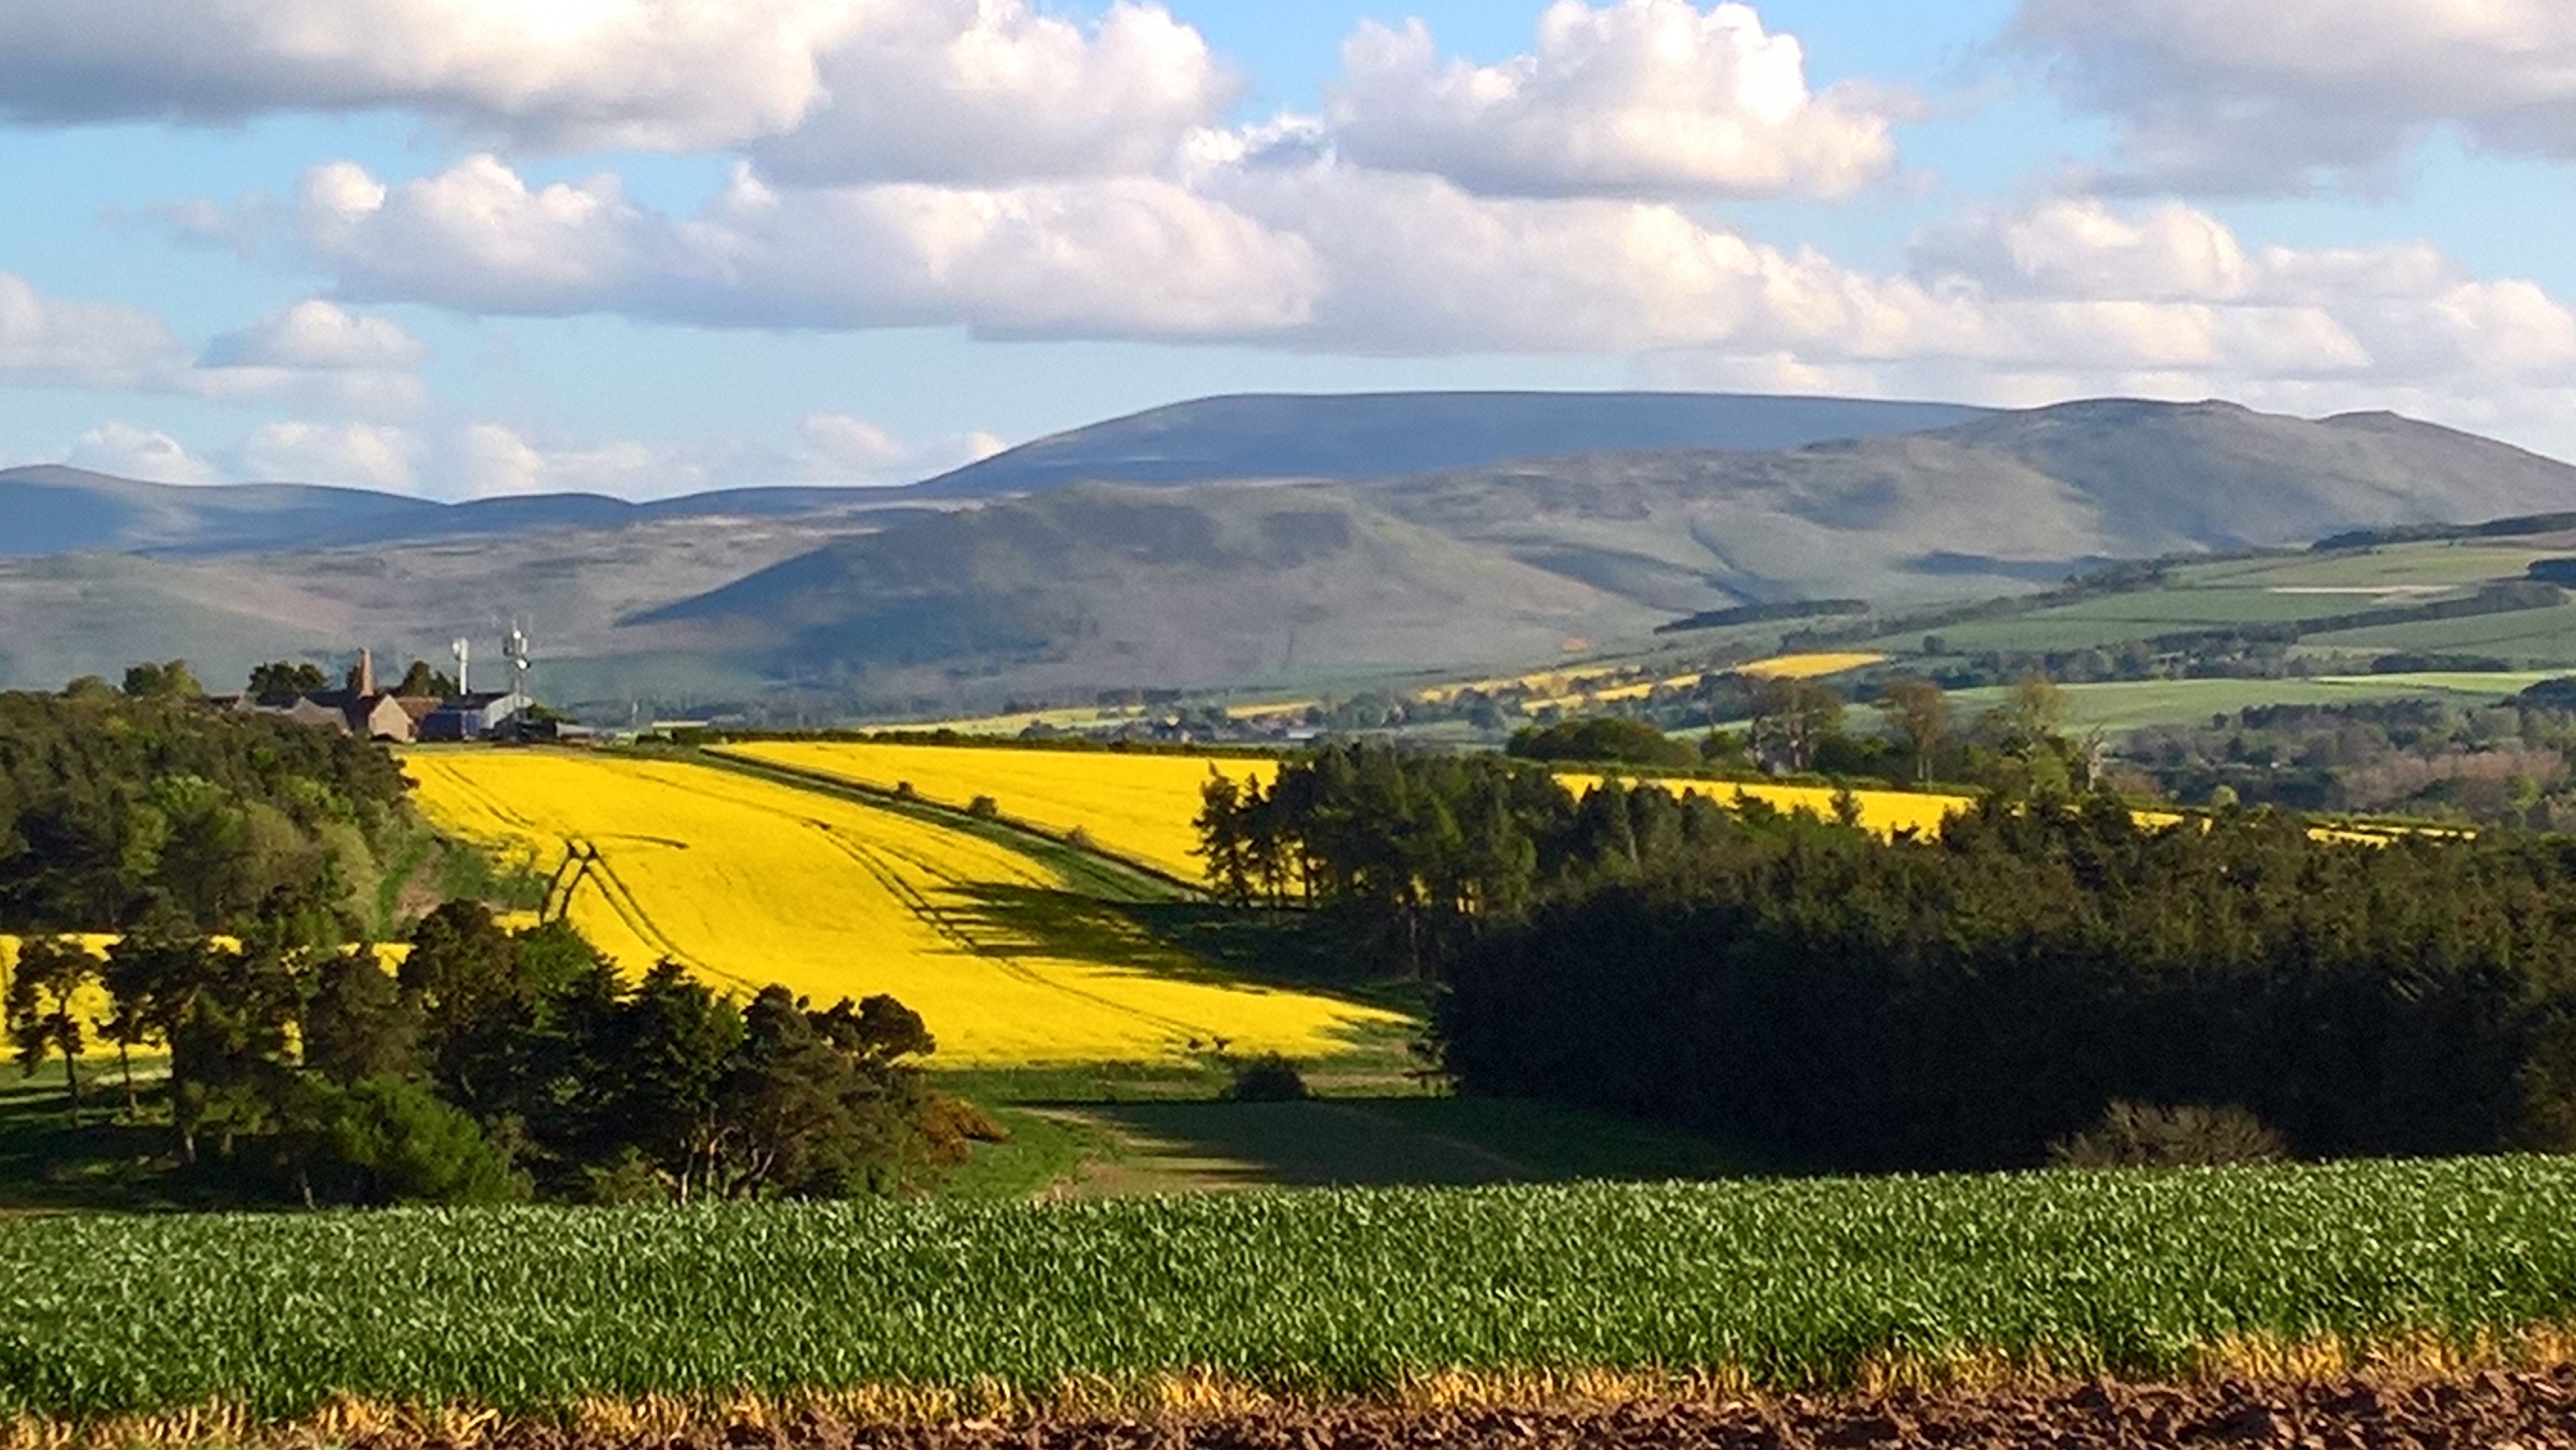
left=451, top=638, right=471, bottom=697
left=504, top=623, right=532, bottom=716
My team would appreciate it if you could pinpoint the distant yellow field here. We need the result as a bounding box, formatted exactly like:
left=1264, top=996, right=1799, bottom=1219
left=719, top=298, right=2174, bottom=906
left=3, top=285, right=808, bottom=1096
left=899, top=705, right=1148, bottom=736
left=1223, top=699, right=1318, bottom=720
left=718, top=741, right=1277, bottom=883
left=1523, top=671, right=1709, bottom=713
left=405, top=752, right=1386, bottom=1066
left=1558, top=774, right=1971, bottom=838
left=1738, top=652, right=1887, bottom=680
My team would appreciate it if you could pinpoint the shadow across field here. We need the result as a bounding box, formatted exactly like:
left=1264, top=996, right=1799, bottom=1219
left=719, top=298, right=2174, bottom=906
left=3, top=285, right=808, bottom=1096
left=0, top=1066, right=243, bottom=1214
left=938, top=883, right=1424, bottom=1011
left=1034, top=1095, right=1759, bottom=1196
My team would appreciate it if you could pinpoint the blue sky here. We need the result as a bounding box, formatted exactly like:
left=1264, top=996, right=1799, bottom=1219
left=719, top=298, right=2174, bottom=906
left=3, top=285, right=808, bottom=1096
left=1, top=0, right=2573, bottom=498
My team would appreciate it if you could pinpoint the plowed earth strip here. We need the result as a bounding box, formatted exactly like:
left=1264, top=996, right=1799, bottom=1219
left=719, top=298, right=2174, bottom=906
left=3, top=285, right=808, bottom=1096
left=53, top=1373, right=2576, bottom=1450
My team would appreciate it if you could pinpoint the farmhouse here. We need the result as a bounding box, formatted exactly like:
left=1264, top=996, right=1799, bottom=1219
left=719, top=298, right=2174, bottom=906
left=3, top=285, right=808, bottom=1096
left=210, top=651, right=536, bottom=743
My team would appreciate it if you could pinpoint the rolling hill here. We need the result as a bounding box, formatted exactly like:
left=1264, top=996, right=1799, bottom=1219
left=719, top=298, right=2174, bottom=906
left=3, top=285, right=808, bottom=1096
left=909, top=391, right=1990, bottom=497
left=634, top=400, right=2576, bottom=699
left=0, top=466, right=943, bottom=558
left=4, top=393, right=2574, bottom=713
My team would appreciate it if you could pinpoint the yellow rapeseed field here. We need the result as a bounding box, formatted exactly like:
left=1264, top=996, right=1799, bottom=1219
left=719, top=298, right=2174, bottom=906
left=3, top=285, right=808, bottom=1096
left=718, top=741, right=1277, bottom=883
left=727, top=740, right=1975, bottom=859
left=1522, top=671, right=1710, bottom=713
left=1556, top=774, right=1971, bottom=838
left=0, top=935, right=123, bottom=1056
left=1737, top=652, right=1888, bottom=680
left=404, top=751, right=1388, bottom=1067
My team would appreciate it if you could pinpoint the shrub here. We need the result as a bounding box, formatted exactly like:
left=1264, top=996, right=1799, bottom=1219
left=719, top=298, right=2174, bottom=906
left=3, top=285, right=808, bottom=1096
left=2049, top=1101, right=2288, bottom=1169
left=966, top=794, right=1001, bottom=820
left=1224, top=1054, right=1310, bottom=1102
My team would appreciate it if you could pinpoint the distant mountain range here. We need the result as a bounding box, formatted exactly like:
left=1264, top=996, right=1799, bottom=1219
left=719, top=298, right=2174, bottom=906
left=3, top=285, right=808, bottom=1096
left=0, top=465, right=942, bottom=559
left=2, top=391, right=2571, bottom=713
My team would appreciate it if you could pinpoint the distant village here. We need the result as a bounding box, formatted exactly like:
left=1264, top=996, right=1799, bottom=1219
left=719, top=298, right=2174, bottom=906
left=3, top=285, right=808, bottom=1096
left=210, top=648, right=543, bottom=744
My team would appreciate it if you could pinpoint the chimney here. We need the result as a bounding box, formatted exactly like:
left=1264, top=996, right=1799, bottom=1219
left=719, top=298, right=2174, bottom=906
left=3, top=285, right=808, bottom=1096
left=357, top=648, right=377, bottom=698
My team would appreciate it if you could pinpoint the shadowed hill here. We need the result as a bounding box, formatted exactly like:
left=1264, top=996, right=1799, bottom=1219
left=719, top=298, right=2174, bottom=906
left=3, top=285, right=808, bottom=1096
left=634, top=484, right=1644, bottom=691
left=0, top=465, right=441, bottom=557
left=909, top=391, right=1991, bottom=498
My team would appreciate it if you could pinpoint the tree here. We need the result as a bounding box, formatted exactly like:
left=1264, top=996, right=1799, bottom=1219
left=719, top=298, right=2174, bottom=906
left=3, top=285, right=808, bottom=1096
left=715, top=988, right=882, bottom=1199
left=247, top=661, right=330, bottom=699
left=303, top=949, right=422, bottom=1086
left=98, top=926, right=209, bottom=1117
left=1877, top=677, right=1953, bottom=784
left=164, top=940, right=305, bottom=1163
left=394, top=660, right=459, bottom=698
left=1506, top=717, right=1694, bottom=767
left=717, top=989, right=944, bottom=1199
left=121, top=660, right=203, bottom=699
left=2006, top=673, right=2067, bottom=742
left=1196, top=771, right=1257, bottom=905
left=1751, top=677, right=1845, bottom=773
left=286, top=1075, right=527, bottom=1206
left=5, top=937, right=102, bottom=1124
left=604, top=960, right=745, bottom=1202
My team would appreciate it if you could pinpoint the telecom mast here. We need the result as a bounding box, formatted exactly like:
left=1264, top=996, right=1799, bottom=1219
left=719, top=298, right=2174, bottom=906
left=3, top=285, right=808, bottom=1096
left=504, top=625, right=533, bottom=732
left=451, top=638, right=471, bottom=696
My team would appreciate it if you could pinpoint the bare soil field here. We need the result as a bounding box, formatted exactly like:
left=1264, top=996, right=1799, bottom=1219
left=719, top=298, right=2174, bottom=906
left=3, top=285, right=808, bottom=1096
left=223, top=1372, right=2576, bottom=1450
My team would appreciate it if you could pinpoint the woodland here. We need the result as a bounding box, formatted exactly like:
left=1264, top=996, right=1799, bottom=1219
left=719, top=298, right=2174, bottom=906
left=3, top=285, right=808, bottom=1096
left=1199, top=741, right=2576, bottom=1169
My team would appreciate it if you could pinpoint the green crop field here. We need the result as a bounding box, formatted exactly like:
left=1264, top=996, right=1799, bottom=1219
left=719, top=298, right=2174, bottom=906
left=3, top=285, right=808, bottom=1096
left=1872, top=538, right=2568, bottom=660
left=2300, top=604, right=2576, bottom=668
left=2174, top=544, right=2563, bottom=591
left=1943, top=674, right=2546, bottom=732
left=7, top=1157, right=2576, bottom=1422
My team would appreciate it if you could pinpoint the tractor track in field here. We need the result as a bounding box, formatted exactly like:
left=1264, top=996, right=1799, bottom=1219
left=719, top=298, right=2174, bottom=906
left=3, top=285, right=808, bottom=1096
left=269, top=1369, right=2576, bottom=1450
left=805, top=821, right=1213, bottom=1046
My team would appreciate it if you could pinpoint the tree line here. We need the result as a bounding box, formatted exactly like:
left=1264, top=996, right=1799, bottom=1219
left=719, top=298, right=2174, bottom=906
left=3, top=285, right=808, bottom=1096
left=0, top=685, right=415, bottom=940
left=1200, top=741, right=2576, bottom=1168
left=8, top=902, right=984, bottom=1205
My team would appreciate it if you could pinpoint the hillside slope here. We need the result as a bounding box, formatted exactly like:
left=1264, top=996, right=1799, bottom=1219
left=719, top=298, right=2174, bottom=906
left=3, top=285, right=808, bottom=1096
left=6, top=396, right=2574, bottom=711
left=911, top=391, right=1990, bottom=497
left=642, top=400, right=2576, bottom=699
left=636, top=484, right=1644, bottom=692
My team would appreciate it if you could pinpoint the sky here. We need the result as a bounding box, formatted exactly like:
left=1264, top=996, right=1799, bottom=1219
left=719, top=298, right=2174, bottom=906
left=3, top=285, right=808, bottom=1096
left=3, top=0, right=2576, bottom=499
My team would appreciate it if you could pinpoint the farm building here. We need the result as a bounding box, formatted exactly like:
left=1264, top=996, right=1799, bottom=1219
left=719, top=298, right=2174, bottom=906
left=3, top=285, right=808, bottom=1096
left=417, top=691, right=537, bottom=741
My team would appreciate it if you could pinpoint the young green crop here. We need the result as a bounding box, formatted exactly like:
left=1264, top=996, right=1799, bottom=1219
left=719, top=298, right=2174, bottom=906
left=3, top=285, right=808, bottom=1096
left=6, top=1157, right=2576, bottom=1421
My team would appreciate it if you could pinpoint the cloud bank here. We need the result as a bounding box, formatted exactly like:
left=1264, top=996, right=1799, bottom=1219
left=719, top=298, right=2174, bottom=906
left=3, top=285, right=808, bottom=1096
left=2012, top=0, right=2576, bottom=192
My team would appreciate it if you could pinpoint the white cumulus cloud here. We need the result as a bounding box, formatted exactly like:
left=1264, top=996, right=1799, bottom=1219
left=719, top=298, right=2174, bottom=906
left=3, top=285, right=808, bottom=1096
left=63, top=422, right=223, bottom=485
left=1329, top=0, right=1898, bottom=199
left=798, top=412, right=1013, bottom=482
left=752, top=1, right=1233, bottom=184
left=190, top=299, right=431, bottom=416
left=0, top=0, right=1228, bottom=185
left=2012, top=0, right=2576, bottom=192
left=201, top=299, right=427, bottom=371
left=0, top=274, right=183, bottom=388
left=240, top=420, right=419, bottom=490
left=0, top=0, right=851, bottom=151
left=296, top=156, right=1324, bottom=338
